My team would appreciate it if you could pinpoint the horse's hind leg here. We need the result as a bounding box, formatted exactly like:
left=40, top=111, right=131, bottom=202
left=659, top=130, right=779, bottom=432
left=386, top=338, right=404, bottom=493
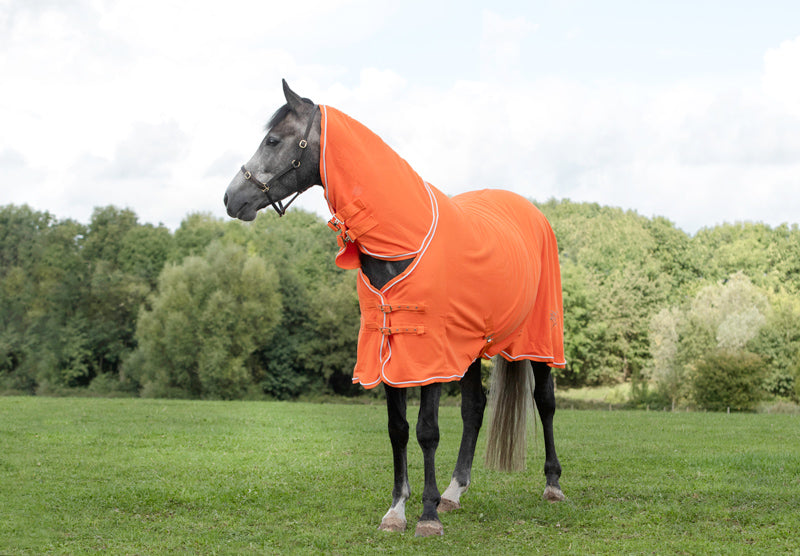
left=531, top=362, right=565, bottom=501
left=379, top=385, right=410, bottom=532
left=440, top=359, right=486, bottom=512
left=415, top=382, right=444, bottom=537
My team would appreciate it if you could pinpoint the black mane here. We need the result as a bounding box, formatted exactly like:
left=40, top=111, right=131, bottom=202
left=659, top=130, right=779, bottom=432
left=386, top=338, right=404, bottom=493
left=265, top=98, right=314, bottom=132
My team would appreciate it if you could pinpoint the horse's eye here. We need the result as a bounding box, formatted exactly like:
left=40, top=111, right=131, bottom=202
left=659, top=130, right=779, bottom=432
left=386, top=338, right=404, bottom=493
left=266, top=135, right=280, bottom=147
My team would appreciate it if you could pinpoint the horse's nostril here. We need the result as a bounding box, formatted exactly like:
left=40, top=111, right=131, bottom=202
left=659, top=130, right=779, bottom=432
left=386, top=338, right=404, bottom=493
left=223, top=193, right=229, bottom=207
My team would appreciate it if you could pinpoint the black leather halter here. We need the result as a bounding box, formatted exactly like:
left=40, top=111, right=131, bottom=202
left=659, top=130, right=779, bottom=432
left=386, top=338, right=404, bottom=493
left=240, top=105, right=318, bottom=217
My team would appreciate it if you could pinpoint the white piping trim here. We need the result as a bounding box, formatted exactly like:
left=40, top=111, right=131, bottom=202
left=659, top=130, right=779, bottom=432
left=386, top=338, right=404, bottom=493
left=500, top=349, right=566, bottom=366
left=378, top=371, right=468, bottom=387
left=381, top=181, right=439, bottom=295
left=358, top=271, right=391, bottom=384
left=320, top=106, right=333, bottom=214
left=321, top=105, right=439, bottom=268
left=373, top=183, right=439, bottom=385
left=357, top=178, right=439, bottom=263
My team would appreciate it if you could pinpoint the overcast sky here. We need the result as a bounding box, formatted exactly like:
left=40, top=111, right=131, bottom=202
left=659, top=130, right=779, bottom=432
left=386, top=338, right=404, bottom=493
left=2, top=0, right=799, bottom=234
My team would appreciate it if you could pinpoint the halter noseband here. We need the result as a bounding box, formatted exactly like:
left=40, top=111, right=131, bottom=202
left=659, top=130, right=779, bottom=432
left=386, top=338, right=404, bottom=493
left=240, top=105, right=319, bottom=217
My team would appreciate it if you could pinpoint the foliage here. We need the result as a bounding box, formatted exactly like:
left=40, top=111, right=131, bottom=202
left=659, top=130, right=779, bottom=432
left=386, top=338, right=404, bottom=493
left=750, top=289, right=800, bottom=400
left=646, top=307, right=686, bottom=409
left=2, top=200, right=799, bottom=402
left=692, top=350, right=766, bottom=411
left=169, top=211, right=226, bottom=261
left=221, top=210, right=360, bottom=398
left=541, top=201, right=677, bottom=385
left=133, top=241, right=282, bottom=399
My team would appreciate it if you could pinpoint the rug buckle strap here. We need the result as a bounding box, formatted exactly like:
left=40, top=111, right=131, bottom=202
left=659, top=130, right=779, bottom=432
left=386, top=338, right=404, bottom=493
left=341, top=215, right=378, bottom=243
left=327, top=199, right=376, bottom=244
left=366, top=323, right=425, bottom=336
left=327, top=199, right=367, bottom=231
left=379, top=326, right=425, bottom=336
left=378, top=303, right=426, bottom=313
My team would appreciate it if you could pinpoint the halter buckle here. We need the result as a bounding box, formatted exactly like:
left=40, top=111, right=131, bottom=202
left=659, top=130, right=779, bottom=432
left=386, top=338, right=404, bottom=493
left=291, top=159, right=301, bottom=169
left=298, top=139, right=308, bottom=149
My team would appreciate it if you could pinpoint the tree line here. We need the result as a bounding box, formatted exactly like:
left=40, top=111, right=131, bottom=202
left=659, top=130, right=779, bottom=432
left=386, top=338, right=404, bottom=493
left=2, top=202, right=799, bottom=409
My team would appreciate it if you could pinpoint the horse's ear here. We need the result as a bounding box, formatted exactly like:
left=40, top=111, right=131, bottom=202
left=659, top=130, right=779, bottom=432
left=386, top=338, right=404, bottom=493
left=282, top=79, right=305, bottom=112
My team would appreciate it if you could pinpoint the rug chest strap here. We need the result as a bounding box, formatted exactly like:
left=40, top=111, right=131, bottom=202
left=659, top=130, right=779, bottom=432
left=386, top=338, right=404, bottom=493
left=378, top=303, right=426, bottom=313
left=366, top=323, right=425, bottom=336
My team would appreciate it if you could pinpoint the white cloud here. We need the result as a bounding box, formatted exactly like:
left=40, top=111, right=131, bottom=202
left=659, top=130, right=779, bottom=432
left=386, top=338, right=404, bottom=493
left=763, top=35, right=800, bottom=116
left=316, top=61, right=800, bottom=234
left=2, top=2, right=799, bottom=235
left=103, top=121, right=189, bottom=179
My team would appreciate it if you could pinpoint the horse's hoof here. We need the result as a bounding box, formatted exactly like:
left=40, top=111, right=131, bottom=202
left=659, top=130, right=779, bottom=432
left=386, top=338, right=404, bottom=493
left=438, top=498, right=461, bottom=512
left=543, top=485, right=565, bottom=502
left=415, top=520, right=444, bottom=537
left=379, top=517, right=407, bottom=532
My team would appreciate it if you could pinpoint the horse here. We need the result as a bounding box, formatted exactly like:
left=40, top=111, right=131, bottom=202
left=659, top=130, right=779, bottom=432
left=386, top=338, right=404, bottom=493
left=224, top=80, right=566, bottom=537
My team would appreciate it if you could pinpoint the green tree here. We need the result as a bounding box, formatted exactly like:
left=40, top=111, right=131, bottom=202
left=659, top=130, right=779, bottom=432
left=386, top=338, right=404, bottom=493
left=170, top=212, right=226, bottom=262
left=86, top=261, right=149, bottom=377
left=651, top=272, right=772, bottom=410
left=82, top=206, right=139, bottom=266
left=133, top=241, right=282, bottom=399
left=0, top=205, right=51, bottom=391
left=645, top=216, right=701, bottom=301
left=693, top=350, right=765, bottom=411
left=225, top=210, right=360, bottom=398
left=751, top=290, right=800, bottom=399
left=689, top=272, right=769, bottom=350
left=550, top=260, right=601, bottom=386
left=692, top=222, right=800, bottom=293
left=27, top=218, right=91, bottom=389
left=541, top=199, right=672, bottom=385
left=118, top=224, right=174, bottom=287
left=80, top=207, right=168, bottom=386
left=648, top=307, right=686, bottom=409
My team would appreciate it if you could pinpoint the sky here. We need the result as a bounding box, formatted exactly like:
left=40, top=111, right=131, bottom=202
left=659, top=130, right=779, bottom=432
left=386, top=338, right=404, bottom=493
left=2, top=0, right=800, bottom=235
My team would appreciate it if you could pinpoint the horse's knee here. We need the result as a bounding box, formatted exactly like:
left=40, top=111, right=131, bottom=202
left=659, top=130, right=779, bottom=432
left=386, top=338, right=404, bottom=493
left=388, top=419, right=409, bottom=446
left=416, top=384, right=441, bottom=450
left=533, top=387, right=555, bottom=416
left=384, top=385, right=409, bottom=447
left=416, top=416, right=440, bottom=450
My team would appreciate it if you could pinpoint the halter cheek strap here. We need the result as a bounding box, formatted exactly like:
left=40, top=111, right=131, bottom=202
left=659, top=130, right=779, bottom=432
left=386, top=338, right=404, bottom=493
left=240, top=105, right=318, bottom=217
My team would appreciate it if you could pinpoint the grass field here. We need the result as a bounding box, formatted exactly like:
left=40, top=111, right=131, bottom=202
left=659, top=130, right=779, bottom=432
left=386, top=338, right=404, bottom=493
left=1, top=397, right=799, bottom=554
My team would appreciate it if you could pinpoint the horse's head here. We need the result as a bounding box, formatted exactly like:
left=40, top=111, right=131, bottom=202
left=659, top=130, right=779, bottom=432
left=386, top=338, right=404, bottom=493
left=224, top=80, right=321, bottom=221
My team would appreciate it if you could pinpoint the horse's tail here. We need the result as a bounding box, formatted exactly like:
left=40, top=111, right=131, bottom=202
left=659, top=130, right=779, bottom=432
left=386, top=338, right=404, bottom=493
left=484, top=357, right=534, bottom=472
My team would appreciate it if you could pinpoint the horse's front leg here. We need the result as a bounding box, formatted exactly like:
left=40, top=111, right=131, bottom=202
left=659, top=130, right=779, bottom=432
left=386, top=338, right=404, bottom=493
left=440, top=359, right=486, bottom=511
left=532, top=362, right=566, bottom=501
left=379, top=384, right=411, bottom=532
left=415, top=382, right=444, bottom=537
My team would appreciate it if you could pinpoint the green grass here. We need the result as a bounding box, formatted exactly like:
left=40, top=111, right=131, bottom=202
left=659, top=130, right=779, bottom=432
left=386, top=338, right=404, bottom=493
left=1, top=397, right=799, bottom=554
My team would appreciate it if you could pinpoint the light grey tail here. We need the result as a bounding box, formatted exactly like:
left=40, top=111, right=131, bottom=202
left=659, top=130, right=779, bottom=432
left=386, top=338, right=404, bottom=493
left=484, top=358, right=534, bottom=472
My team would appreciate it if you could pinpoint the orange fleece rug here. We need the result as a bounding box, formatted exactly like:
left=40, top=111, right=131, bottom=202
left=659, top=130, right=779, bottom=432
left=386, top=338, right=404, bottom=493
left=321, top=105, right=564, bottom=389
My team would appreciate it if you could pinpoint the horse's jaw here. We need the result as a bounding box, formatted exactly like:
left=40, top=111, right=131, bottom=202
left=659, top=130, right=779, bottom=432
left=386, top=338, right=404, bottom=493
left=224, top=176, right=268, bottom=221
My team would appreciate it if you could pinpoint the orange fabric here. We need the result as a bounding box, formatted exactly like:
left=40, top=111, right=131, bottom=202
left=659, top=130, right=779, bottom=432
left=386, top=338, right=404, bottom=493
left=320, top=105, right=565, bottom=389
